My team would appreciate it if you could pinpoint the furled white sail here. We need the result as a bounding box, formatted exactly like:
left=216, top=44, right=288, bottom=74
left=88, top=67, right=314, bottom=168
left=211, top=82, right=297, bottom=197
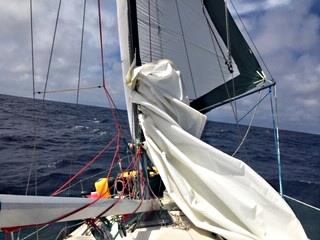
left=125, top=60, right=308, bottom=240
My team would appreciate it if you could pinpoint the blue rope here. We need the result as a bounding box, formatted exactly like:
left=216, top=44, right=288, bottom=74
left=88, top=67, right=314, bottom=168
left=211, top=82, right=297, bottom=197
left=269, top=86, right=283, bottom=196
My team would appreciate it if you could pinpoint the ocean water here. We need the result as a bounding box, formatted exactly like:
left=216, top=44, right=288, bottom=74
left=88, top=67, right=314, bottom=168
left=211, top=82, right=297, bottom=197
left=0, top=94, right=319, bottom=238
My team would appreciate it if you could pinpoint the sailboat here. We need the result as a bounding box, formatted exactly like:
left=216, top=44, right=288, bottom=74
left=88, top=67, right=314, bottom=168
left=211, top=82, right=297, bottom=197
left=0, top=0, right=319, bottom=239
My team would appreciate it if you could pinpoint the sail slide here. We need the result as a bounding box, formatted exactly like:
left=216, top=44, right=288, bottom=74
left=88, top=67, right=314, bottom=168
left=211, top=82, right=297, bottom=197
left=0, top=195, right=160, bottom=228
left=126, top=60, right=308, bottom=240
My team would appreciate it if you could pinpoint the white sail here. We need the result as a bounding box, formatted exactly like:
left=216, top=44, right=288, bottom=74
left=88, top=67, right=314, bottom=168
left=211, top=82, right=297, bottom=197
left=125, top=60, right=307, bottom=240
left=0, top=195, right=160, bottom=228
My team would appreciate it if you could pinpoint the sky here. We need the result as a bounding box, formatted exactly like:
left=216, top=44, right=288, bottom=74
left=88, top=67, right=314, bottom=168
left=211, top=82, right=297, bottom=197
left=0, top=0, right=319, bottom=134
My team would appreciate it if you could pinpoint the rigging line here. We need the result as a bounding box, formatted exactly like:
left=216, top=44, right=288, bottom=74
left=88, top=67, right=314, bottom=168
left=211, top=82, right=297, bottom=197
left=180, top=0, right=215, bottom=18
left=270, top=85, right=283, bottom=196
left=30, top=0, right=35, bottom=99
left=37, top=85, right=102, bottom=94
left=97, top=0, right=121, bottom=127
left=140, top=52, right=161, bottom=61
left=136, top=7, right=159, bottom=24
left=42, top=0, right=62, bottom=100
left=21, top=3, right=38, bottom=240
left=232, top=90, right=263, bottom=156
left=25, top=0, right=35, bottom=197
left=5, top=189, right=113, bottom=234
left=223, top=0, right=237, bottom=126
left=137, top=15, right=209, bottom=47
left=95, top=147, right=144, bottom=219
left=231, top=72, right=238, bottom=119
left=229, top=0, right=274, bottom=81
left=137, top=0, right=160, bottom=12
left=51, top=135, right=117, bottom=196
left=137, top=13, right=231, bottom=58
left=67, top=0, right=87, bottom=201
left=174, top=0, right=197, bottom=98
left=238, top=91, right=269, bottom=122
left=203, top=4, right=238, bottom=122
left=17, top=154, right=132, bottom=234
left=224, top=0, right=232, bottom=66
left=139, top=42, right=183, bottom=56
left=76, top=0, right=87, bottom=104
left=68, top=0, right=87, bottom=202
left=139, top=0, right=203, bottom=22
left=198, top=83, right=274, bottom=112
left=203, top=2, right=242, bottom=149
left=97, top=0, right=106, bottom=88
left=224, top=0, right=238, bottom=124
left=98, top=0, right=121, bottom=180
left=54, top=221, right=85, bottom=240
left=155, top=0, right=163, bottom=59
left=138, top=20, right=228, bottom=59
left=20, top=224, right=49, bottom=240
left=96, top=1, right=123, bottom=177
left=54, top=156, right=132, bottom=196
left=283, top=195, right=320, bottom=211
left=148, top=0, right=152, bottom=62
left=202, top=6, right=229, bottom=70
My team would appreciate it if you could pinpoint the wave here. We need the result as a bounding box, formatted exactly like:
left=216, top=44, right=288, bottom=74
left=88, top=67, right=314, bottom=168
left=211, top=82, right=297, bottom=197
left=72, top=125, right=89, bottom=130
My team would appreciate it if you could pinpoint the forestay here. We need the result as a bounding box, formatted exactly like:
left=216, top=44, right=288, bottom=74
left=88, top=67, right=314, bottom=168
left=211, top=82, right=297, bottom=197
left=126, top=60, right=307, bottom=240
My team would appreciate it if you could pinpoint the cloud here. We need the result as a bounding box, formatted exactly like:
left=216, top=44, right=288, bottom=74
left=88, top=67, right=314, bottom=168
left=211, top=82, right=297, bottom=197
left=232, top=0, right=292, bottom=15
left=209, top=0, right=320, bottom=134
left=0, top=0, right=124, bottom=109
left=0, top=0, right=319, bottom=134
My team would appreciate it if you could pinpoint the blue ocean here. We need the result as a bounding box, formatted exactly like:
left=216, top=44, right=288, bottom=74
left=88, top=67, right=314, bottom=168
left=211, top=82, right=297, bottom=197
left=0, top=94, right=319, bottom=239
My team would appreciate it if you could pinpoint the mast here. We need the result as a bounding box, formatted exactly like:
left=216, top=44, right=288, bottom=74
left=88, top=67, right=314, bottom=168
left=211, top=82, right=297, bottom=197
left=126, top=0, right=150, bottom=199
left=127, top=0, right=142, bottom=141
left=127, top=0, right=141, bottom=67
left=116, top=0, right=139, bottom=139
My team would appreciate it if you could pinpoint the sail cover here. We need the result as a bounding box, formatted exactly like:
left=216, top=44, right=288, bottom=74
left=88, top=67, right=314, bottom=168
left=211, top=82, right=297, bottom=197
left=119, top=0, right=265, bottom=114
left=125, top=59, right=307, bottom=240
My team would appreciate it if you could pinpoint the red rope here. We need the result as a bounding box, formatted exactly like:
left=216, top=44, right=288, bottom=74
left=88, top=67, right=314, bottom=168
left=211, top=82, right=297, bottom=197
left=51, top=135, right=117, bottom=196
left=134, top=148, right=145, bottom=213
left=1, top=147, right=144, bottom=235
left=96, top=147, right=144, bottom=218
left=96, top=0, right=122, bottom=178
left=96, top=0, right=124, bottom=189
left=2, top=193, right=109, bottom=233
